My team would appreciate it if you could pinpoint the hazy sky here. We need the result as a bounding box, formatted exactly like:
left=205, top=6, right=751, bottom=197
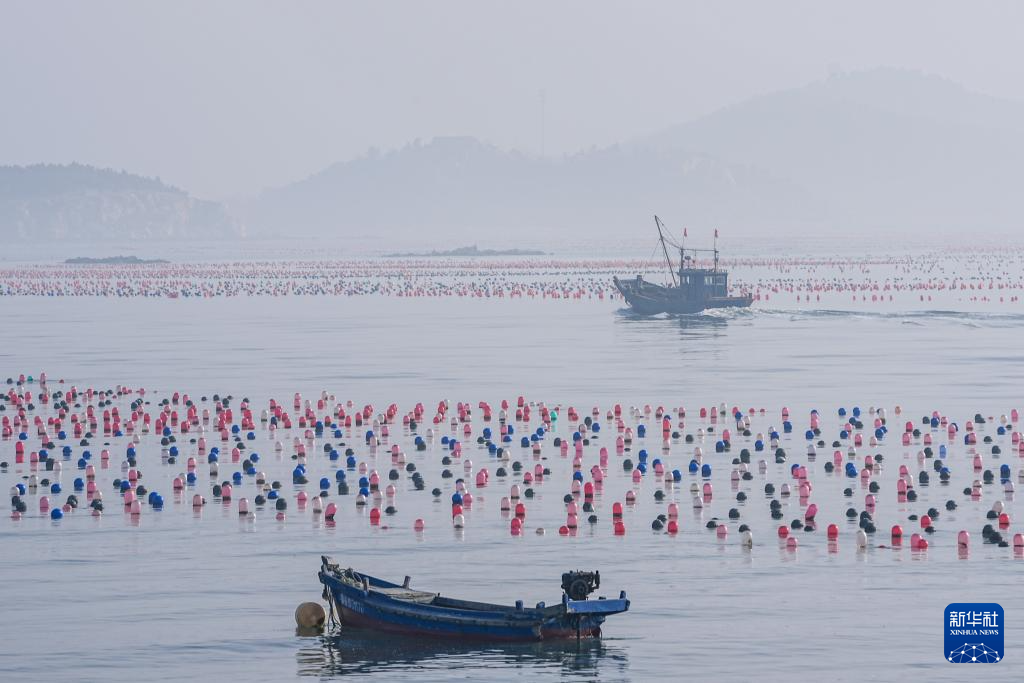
left=2, top=1, right=1023, bottom=198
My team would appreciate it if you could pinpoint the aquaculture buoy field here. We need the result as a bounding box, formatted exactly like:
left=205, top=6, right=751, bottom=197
left=3, top=251, right=1024, bottom=682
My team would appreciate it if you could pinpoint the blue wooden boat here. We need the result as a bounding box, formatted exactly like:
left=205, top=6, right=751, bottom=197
left=614, top=216, right=753, bottom=315
left=317, top=556, right=629, bottom=641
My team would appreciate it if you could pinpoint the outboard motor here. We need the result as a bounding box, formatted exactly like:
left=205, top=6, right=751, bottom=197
left=561, top=570, right=600, bottom=600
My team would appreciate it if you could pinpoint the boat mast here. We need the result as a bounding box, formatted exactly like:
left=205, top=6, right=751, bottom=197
left=654, top=215, right=678, bottom=286
left=713, top=227, right=719, bottom=271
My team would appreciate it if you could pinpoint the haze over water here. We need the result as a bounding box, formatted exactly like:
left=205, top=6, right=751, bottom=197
left=5, top=2, right=1024, bottom=680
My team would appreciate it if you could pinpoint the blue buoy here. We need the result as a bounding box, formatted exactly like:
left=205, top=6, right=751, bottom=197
left=50, top=508, right=63, bottom=520
left=701, top=464, right=712, bottom=477
left=320, top=477, right=330, bottom=490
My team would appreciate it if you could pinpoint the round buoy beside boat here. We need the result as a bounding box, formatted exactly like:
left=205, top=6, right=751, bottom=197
left=295, top=601, right=327, bottom=631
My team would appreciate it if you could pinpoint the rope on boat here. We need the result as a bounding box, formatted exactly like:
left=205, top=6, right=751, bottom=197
left=322, top=582, right=340, bottom=630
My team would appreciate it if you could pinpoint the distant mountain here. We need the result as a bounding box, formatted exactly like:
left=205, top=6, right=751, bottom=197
left=639, top=68, right=1024, bottom=233
left=248, top=68, right=1024, bottom=242
left=0, top=163, right=243, bottom=241
left=246, top=136, right=817, bottom=241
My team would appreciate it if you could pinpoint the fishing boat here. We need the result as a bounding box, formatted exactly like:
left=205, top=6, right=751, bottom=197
left=614, top=216, right=753, bottom=315
left=317, top=556, right=629, bottom=641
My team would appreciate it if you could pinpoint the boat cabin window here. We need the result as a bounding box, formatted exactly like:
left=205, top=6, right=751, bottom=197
left=703, top=274, right=728, bottom=295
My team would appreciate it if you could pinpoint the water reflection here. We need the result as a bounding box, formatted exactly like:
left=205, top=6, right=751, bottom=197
left=296, top=629, right=629, bottom=679
left=614, top=308, right=731, bottom=349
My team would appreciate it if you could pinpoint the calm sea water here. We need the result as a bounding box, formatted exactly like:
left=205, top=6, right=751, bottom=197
left=3, top=290, right=1024, bottom=681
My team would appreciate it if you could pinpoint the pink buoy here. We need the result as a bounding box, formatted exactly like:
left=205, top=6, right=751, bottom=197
left=238, top=498, right=249, bottom=515
left=192, top=494, right=204, bottom=507
left=369, top=508, right=381, bottom=525
left=39, top=496, right=50, bottom=512
left=716, top=524, right=728, bottom=538
left=957, top=530, right=970, bottom=547
left=414, top=518, right=425, bottom=531
left=827, top=524, right=839, bottom=540
left=920, top=515, right=932, bottom=529
left=786, top=536, right=798, bottom=549
left=777, top=525, right=789, bottom=539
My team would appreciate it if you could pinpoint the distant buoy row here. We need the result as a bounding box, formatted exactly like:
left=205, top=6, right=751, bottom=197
left=0, top=252, right=1022, bottom=308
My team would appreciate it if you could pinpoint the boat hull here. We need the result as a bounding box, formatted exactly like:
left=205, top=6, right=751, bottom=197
left=614, top=276, right=752, bottom=315
left=318, top=565, right=626, bottom=642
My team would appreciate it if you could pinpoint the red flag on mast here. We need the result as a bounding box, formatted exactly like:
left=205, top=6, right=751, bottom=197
left=684, top=227, right=688, bottom=238
left=714, top=228, right=719, bottom=238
